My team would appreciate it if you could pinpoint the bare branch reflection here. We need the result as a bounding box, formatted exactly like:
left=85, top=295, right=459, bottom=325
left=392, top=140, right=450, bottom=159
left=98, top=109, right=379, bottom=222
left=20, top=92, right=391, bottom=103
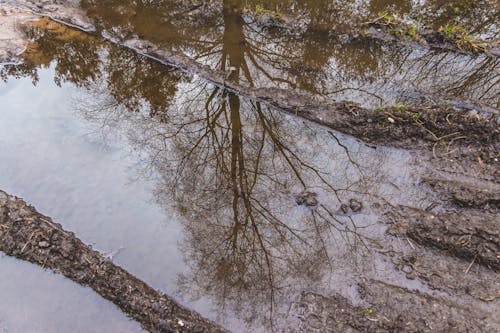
left=0, top=10, right=470, bottom=330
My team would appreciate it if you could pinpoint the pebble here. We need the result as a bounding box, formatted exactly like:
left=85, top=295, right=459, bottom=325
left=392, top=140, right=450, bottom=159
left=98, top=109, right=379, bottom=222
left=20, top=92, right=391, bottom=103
left=38, top=240, right=50, bottom=248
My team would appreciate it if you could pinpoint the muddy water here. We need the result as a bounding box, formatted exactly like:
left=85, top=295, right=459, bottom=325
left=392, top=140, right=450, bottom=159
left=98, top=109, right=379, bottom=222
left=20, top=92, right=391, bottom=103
left=79, top=0, right=500, bottom=108
left=0, top=22, right=444, bottom=332
left=81, top=0, right=499, bottom=38
left=232, top=0, right=500, bottom=37
left=0, top=255, right=145, bottom=333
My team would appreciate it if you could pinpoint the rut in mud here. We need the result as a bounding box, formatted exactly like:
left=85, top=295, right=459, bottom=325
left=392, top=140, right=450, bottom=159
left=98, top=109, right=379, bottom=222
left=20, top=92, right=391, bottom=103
left=0, top=1, right=499, bottom=333
left=0, top=191, right=226, bottom=333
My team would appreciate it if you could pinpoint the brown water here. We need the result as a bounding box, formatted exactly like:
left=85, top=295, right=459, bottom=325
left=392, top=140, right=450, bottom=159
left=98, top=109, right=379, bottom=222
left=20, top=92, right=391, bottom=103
left=79, top=0, right=500, bottom=108
left=81, top=0, right=499, bottom=38
left=0, top=1, right=499, bottom=332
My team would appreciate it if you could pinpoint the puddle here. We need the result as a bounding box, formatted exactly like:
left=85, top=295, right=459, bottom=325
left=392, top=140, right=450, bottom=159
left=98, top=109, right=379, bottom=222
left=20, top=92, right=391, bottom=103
left=80, top=0, right=500, bottom=38
left=0, top=255, right=144, bottom=333
left=0, top=21, right=443, bottom=332
left=78, top=0, right=500, bottom=108
left=1, top=4, right=498, bottom=332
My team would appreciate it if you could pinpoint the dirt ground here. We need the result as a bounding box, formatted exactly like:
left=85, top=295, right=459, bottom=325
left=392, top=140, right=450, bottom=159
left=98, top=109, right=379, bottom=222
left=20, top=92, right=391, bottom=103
left=0, top=1, right=499, bottom=332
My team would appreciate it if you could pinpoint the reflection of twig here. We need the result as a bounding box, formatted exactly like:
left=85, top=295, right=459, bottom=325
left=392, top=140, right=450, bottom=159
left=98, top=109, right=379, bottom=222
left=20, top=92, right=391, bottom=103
left=329, top=131, right=363, bottom=174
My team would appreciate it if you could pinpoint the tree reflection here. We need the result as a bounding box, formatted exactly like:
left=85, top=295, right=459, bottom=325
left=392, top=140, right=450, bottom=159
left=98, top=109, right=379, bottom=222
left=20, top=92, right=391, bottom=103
left=2, top=10, right=495, bottom=330
left=0, top=16, right=373, bottom=331
left=1, top=19, right=101, bottom=87
left=0, top=18, right=187, bottom=118
left=134, top=7, right=368, bottom=326
left=77, top=0, right=499, bottom=107
left=0, top=17, right=374, bottom=329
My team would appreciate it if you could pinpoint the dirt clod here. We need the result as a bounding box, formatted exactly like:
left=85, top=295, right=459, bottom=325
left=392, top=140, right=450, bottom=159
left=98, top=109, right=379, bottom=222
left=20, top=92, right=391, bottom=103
left=348, top=199, right=363, bottom=212
left=296, top=191, right=319, bottom=207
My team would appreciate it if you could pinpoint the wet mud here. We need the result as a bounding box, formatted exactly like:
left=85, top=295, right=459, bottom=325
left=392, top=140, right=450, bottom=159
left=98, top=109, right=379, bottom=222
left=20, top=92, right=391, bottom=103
left=0, top=191, right=227, bottom=333
left=387, top=208, right=500, bottom=272
left=285, top=280, right=493, bottom=333
left=0, top=1, right=499, bottom=332
left=363, top=19, right=500, bottom=58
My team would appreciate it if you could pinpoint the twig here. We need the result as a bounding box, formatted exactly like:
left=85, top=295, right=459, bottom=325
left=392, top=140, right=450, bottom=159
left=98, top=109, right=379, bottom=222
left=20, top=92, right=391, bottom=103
left=464, top=255, right=477, bottom=274
left=406, top=237, right=416, bottom=250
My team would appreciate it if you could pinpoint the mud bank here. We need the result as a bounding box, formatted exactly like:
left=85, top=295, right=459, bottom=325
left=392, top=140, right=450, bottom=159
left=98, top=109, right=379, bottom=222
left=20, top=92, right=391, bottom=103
left=243, top=6, right=500, bottom=58
left=363, top=19, right=500, bottom=58
left=388, top=208, right=500, bottom=272
left=285, top=279, right=493, bottom=333
left=0, top=190, right=227, bottom=333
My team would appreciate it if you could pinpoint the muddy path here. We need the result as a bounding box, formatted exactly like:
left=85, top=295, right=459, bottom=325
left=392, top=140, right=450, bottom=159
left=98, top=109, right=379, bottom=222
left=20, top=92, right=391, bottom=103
left=0, top=190, right=227, bottom=333
left=1, top=184, right=499, bottom=333
left=0, top=1, right=499, bottom=333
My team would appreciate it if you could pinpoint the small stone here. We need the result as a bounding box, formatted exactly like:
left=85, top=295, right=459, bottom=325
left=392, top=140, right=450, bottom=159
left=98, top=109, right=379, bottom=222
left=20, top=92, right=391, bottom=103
left=387, top=117, right=395, bottom=123
left=401, top=264, right=413, bottom=273
left=349, top=199, right=363, bottom=212
left=403, top=255, right=417, bottom=264
left=340, top=204, right=349, bottom=214
left=38, top=241, right=50, bottom=248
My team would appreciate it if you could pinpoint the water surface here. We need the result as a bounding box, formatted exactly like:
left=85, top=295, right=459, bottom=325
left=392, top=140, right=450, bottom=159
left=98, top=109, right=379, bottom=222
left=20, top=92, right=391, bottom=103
left=0, top=255, right=144, bottom=333
left=0, top=13, right=477, bottom=332
left=79, top=0, right=500, bottom=108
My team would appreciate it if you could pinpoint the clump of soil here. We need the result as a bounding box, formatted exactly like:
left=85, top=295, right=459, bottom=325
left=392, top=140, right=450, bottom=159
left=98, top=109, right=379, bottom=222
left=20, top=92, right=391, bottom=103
left=0, top=190, right=228, bottom=333
left=295, top=191, right=319, bottom=207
